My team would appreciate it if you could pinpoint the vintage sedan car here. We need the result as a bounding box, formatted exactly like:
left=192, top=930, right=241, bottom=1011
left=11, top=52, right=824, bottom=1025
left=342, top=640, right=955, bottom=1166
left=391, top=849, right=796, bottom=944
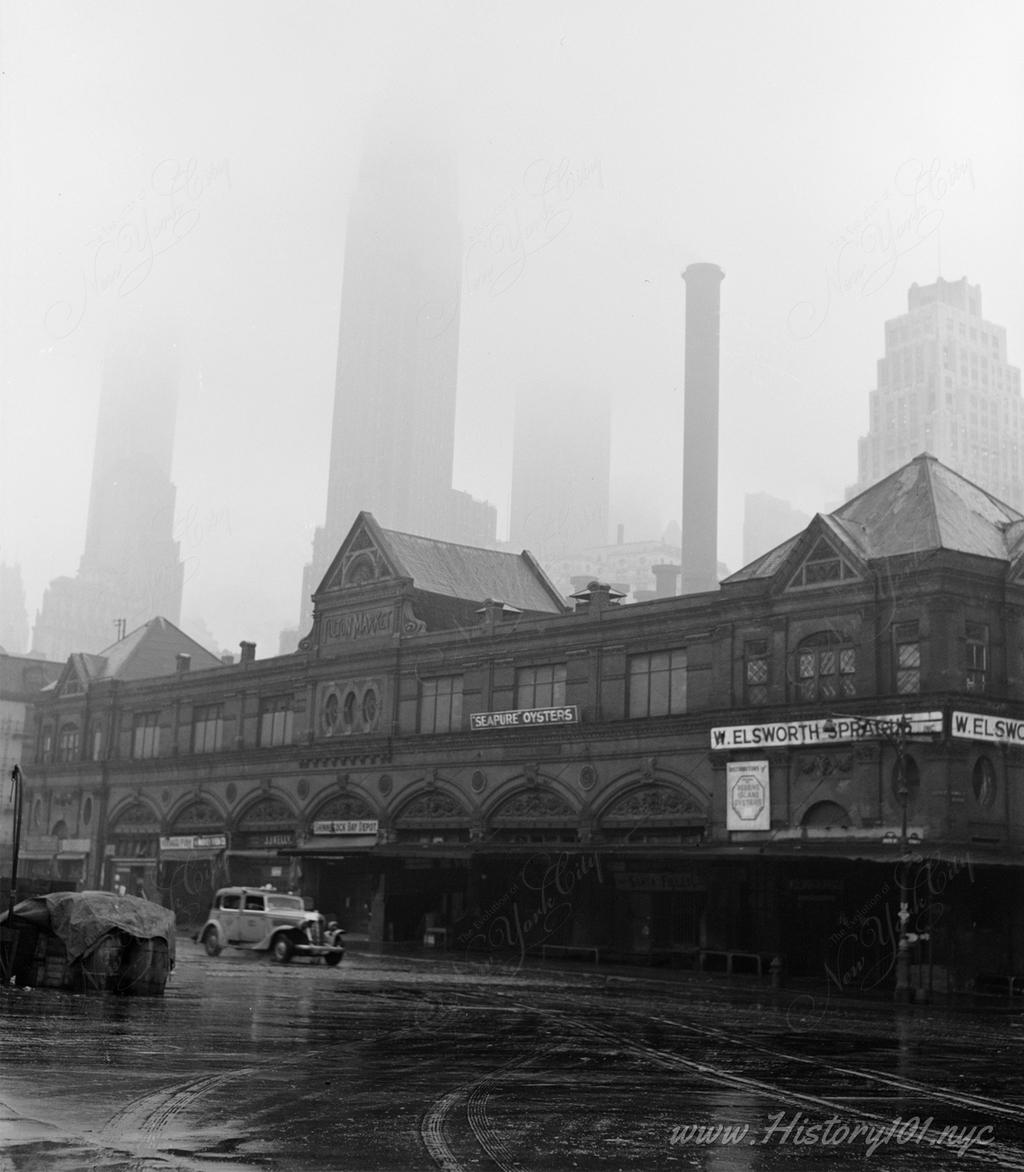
left=197, top=886, right=344, bottom=965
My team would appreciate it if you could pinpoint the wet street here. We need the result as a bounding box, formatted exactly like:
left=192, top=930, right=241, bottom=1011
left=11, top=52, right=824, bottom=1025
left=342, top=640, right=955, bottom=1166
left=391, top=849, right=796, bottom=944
left=3, top=942, right=1024, bottom=1171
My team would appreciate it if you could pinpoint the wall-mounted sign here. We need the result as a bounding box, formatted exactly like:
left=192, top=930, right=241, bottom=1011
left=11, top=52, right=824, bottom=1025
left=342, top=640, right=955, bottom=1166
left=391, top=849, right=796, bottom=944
left=727, top=761, right=770, bottom=831
left=60, top=838, right=92, bottom=853
left=952, top=711, right=1024, bottom=745
left=312, top=820, right=379, bottom=836
left=711, top=712, right=943, bottom=750
left=323, top=608, right=394, bottom=643
left=159, top=834, right=227, bottom=851
left=470, top=705, right=579, bottom=731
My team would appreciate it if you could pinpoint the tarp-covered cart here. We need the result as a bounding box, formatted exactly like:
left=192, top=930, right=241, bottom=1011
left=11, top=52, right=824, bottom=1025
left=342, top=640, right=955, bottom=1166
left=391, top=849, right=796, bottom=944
left=0, top=891, right=176, bottom=995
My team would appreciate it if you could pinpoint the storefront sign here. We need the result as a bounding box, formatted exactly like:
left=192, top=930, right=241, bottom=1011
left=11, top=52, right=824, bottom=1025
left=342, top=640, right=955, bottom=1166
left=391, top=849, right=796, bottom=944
left=159, top=834, right=227, bottom=851
left=711, top=711, right=943, bottom=750
left=952, top=711, right=1024, bottom=745
left=727, top=761, right=770, bottom=831
left=312, top=820, right=379, bottom=836
left=60, top=838, right=92, bottom=853
left=470, top=705, right=579, bottom=731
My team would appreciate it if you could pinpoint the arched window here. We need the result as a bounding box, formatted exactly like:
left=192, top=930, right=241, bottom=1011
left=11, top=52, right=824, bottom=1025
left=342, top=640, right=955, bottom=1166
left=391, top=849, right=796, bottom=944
left=58, top=722, right=80, bottom=763
left=972, top=756, right=997, bottom=808
left=794, top=632, right=856, bottom=701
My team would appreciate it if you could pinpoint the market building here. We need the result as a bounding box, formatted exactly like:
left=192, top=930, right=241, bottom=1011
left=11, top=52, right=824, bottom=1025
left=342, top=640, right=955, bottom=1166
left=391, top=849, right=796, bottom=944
left=16, top=457, right=1024, bottom=995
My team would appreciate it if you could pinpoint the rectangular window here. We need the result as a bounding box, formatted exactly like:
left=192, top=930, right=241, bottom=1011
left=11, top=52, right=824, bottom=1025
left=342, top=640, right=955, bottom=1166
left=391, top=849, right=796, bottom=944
left=965, top=622, right=989, bottom=692
left=259, top=696, right=294, bottom=747
left=628, top=650, right=687, bottom=718
left=894, top=622, right=921, bottom=695
left=192, top=703, right=223, bottom=753
left=419, top=676, right=463, bottom=734
left=745, top=640, right=770, bottom=705
left=132, top=712, right=161, bottom=759
left=515, top=663, right=567, bottom=709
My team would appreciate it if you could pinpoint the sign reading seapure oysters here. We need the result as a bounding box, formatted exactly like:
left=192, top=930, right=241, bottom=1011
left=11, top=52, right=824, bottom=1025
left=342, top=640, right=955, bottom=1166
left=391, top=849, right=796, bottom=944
left=711, top=712, right=943, bottom=750
left=470, top=705, right=579, bottom=730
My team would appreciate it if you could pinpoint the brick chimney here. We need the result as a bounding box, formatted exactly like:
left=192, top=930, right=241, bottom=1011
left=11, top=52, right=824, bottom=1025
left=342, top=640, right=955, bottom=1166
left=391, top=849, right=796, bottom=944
left=239, top=641, right=256, bottom=665
left=681, top=262, right=725, bottom=594
left=175, top=653, right=191, bottom=673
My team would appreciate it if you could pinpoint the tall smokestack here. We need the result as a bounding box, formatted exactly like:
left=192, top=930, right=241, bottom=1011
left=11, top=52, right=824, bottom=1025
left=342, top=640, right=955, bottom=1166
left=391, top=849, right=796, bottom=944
left=680, top=262, right=724, bottom=594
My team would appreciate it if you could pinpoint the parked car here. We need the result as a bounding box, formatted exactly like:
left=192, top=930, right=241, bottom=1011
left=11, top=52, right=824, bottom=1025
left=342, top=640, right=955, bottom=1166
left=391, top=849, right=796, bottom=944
left=196, top=886, right=344, bottom=965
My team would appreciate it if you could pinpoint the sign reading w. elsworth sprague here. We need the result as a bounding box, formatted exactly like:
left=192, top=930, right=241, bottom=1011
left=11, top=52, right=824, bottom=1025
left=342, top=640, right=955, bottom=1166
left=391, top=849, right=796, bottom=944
left=952, top=711, right=1024, bottom=745
left=470, top=705, right=579, bottom=730
left=727, top=761, right=770, bottom=831
left=710, top=712, right=943, bottom=750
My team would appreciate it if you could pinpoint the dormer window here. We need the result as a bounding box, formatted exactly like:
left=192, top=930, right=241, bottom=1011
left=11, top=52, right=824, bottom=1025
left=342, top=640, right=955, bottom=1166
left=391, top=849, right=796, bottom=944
left=789, top=538, right=858, bottom=589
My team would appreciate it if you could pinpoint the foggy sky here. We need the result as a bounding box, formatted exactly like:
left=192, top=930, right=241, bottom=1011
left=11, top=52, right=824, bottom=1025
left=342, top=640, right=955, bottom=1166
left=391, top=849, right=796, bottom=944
left=1, top=0, right=1021, bottom=657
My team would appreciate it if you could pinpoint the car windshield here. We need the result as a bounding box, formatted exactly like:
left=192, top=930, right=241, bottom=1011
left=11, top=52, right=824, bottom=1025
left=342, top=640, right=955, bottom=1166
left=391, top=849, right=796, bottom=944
left=265, top=895, right=305, bottom=911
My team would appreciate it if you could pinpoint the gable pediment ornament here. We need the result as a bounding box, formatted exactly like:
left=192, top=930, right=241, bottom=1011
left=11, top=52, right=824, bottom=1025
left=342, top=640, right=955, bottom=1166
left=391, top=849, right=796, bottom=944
left=786, top=535, right=860, bottom=591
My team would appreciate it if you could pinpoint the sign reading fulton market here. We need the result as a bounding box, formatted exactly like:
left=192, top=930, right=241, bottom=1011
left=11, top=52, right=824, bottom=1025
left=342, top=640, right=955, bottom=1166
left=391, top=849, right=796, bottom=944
left=710, top=712, right=943, bottom=750
left=470, top=705, right=580, bottom=731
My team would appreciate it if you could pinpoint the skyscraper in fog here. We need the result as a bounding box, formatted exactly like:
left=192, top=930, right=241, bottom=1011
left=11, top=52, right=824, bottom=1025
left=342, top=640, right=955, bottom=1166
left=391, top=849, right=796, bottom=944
left=852, top=277, right=1024, bottom=507
left=509, top=385, right=610, bottom=561
left=297, top=113, right=495, bottom=636
left=32, top=329, right=184, bottom=660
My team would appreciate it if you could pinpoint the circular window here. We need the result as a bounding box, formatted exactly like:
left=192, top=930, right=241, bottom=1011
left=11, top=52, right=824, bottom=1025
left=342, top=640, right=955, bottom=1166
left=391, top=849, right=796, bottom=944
left=323, top=691, right=340, bottom=733
left=378, top=774, right=393, bottom=796
left=362, top=688, right=378, bottom=726
left=342, top=690, right=357, bottom=730
left=973, top=756, right=997, bottom=808
left=471, top=770, right=487, bottom=794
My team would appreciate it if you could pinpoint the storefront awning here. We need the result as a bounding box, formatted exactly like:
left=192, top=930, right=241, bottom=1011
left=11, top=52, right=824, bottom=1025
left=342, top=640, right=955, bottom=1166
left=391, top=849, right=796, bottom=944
left=279, top=835, right=380, bottom=857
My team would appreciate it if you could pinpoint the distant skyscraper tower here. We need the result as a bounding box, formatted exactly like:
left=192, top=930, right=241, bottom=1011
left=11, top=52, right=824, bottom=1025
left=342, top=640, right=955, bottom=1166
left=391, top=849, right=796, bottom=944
left=852, top=277, right=1024, bottom=507
left=509, top=386, right=611, bottom=561
left=742, top=493, right=811, bottom=565
left=0, top=562, right=29, bottom=653
left=32, top=328, right=183, bottom=660
left=298, top=111, right=495, bottom=635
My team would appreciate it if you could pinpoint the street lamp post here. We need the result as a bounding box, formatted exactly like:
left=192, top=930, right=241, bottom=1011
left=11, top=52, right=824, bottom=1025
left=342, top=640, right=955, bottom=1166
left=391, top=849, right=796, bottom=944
left=822, top=713, right=924, bottom=1004
left=2, top=765, right=24, bottom=981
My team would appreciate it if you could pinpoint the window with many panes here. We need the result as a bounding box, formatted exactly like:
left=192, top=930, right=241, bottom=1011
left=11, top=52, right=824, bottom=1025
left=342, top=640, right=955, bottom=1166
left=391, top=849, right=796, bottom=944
left=789, top=538, right=858, bottom=588
left=419, top=675, right=463, bottom=734
left=259, top=696, right=294, bottom=747
left=132, top=712, right=161, bottom=759
left=965, top=622, right=989, bottom=692
left=628, top=650, right=687, bottom=718
left=795, top=633, right=856, bottom=701
left=192, top=703, right=223, bottom=753
left=515, top=663, right=567, bottom=709
left=893, top=621, right=920, bottom=694
left=57, top=722, right=80, bottom=763
left=744, top=640, right=770, bottom=705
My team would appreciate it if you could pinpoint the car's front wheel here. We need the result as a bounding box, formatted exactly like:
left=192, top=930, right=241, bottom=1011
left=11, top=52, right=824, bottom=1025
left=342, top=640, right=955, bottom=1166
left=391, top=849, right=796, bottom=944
left=271, top=936, right=294, bottom=964
left=324, top=951, right=344, bottom=967
left=202, top=928, right=222, bottom=957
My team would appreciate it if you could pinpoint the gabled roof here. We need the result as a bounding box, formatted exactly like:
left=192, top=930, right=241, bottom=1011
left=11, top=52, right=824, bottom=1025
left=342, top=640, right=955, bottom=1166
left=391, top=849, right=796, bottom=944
left=725, top=454, right=1024, bottom=586
left=54, top=617, right=222, bottom=688
left=317, top=512, right=568, bottom=614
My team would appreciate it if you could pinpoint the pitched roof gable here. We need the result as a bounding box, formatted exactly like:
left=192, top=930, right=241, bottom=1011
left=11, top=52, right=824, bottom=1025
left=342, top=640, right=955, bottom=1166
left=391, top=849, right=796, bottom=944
left=726, top=454, right=1023, bottom=588
left=317, top=512, right=568, bottom=614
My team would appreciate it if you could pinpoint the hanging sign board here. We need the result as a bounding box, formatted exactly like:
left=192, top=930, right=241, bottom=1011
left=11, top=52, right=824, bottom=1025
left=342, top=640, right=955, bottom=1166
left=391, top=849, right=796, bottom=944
left=727, top=761, right=770, bottom=831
